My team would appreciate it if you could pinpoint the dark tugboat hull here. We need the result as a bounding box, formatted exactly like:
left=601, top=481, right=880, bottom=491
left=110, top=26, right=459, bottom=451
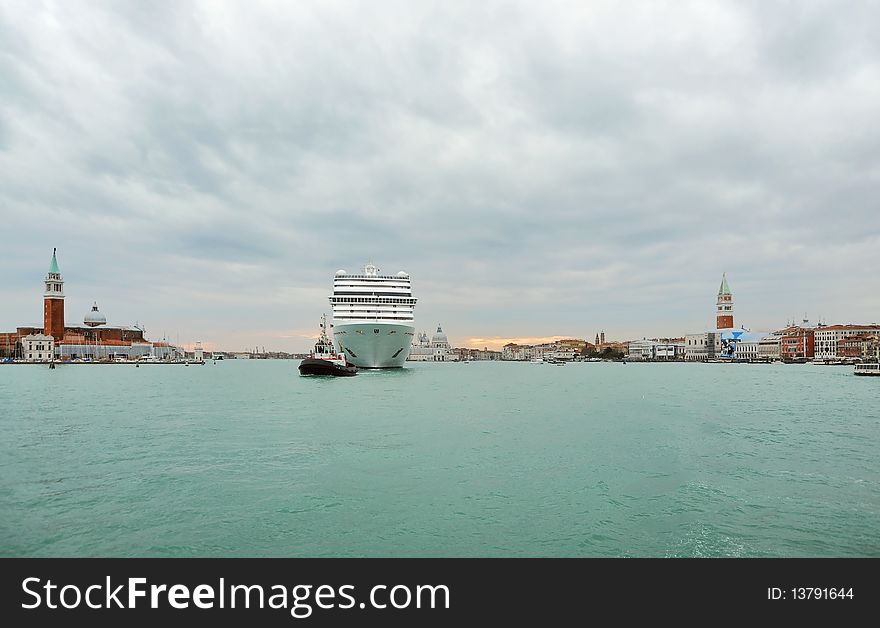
left=298, top=358, right=358, bottom=377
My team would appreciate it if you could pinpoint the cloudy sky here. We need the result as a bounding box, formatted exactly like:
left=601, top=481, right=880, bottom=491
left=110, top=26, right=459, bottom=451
left=1, top=1, right=878, bottom=351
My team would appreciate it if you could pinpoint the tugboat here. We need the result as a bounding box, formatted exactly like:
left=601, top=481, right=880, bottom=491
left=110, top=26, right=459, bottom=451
left=298, top=314, right=358, bottom=377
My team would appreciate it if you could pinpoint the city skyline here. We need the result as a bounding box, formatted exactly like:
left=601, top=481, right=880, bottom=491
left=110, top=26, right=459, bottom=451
left=2, top=249, right=876, bottom=353
left=1, top=2, right=879, bottom=352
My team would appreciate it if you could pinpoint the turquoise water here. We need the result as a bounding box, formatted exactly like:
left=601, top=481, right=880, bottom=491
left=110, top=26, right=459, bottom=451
left=1, top=360, right=877, bottom=557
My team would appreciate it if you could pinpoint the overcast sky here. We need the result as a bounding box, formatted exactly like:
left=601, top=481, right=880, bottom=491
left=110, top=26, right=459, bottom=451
left=1, top=1, right=878, bottom=351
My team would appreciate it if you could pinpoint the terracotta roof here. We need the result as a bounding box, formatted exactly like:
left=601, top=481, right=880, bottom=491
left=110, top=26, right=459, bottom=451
left=816, top=324, right=880, bottom=331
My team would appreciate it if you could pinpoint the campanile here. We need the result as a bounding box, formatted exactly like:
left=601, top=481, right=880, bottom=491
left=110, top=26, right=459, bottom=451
left=716, top=273, right=734, bottom=330
left=43, top=248, right=65, bottom=341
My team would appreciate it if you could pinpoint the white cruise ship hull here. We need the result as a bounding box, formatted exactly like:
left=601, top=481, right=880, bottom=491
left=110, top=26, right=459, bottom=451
left=332, top=323, right=415, bottom=368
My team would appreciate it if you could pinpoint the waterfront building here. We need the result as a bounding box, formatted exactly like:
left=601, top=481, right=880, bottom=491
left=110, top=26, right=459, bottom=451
left=685, top=330, right=767, bottom=361
left=658, top=338, right=686, bottom=360
left=46, top=300, right=168, bottom=360
left=501, top=339, right=588, bottom=361
left=838, top=336, right=865, bottom=360
left=530, top=342, right=555, bottom=359
left=455, top=347, right=502, bottom=361
left=557, top=339, right=587, bottom=353
left=0, top=332, right=19, bottom=358
left=779, top=326, right=815, bottom=361
left=538, top=340, right=582, bottom=360
left=654, top=343, right=675, bottom=360
left=537, top=338, right=586, bottom=360
left=684, top=334, right=704, bottom=361
left=421, top=330, right=436, bottom=359
left=150, top=342, right=184, bottom=361
left=408, top=325, right=457, bottom=361
left=595, top=340, right=627, bottom=354
left=758, top=335, right=782, bottom=361
left=838, top=334, right=880, bottom=360
left=814, top=325, right=880, bottom=361
left=862, top=337, right=880, bottom=361
left=502, top=343, right=530, bottom=361
left=22, top=333, right=54, bottom=362
left=547, top=347, right=578, bottom=360
left=736, top=340, right=760, bottom=362
left=721, top=330, right=768, bottom=360
left=684, top=332, right=720, bottom=361
left=627, top=339, right=655, bottom=361
left=626, top=338, right=686, bottom=361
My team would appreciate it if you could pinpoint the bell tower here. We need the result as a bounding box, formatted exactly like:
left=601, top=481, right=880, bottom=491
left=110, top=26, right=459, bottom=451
left=716, top=272, right=734, bottom=330
left=44, top=248, right=65, bottom=341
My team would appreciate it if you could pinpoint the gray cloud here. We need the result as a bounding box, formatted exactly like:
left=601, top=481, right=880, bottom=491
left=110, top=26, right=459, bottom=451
left=1, top=0, right=879, bottom=350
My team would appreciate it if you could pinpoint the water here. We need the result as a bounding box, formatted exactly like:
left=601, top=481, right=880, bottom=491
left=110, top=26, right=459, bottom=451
left=1, top=360, right=877, bottom=557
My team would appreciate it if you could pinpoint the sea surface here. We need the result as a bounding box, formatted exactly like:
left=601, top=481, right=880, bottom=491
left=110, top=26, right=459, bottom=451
left=1, top=360, right=877, bottom=557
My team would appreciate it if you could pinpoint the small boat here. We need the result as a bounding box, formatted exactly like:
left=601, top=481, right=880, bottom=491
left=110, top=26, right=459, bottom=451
left=299, top=314, right=357, bottom=377
left=854, top=363, right=880, bottom=376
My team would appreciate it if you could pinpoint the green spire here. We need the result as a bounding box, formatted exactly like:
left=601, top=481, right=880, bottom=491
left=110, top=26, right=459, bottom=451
left=718, top=272, right=731, bottom=295
left=49, top=248, right=59, bottom=275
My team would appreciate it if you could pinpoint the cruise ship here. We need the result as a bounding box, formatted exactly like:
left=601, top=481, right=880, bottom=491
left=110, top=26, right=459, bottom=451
left=329, top=264, right=417, bottom=368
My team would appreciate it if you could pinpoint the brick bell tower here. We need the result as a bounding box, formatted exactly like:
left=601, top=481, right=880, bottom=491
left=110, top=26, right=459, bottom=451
left=43, top=248, right=65, bottom=342
left=716, top=272, right=734, bottom=330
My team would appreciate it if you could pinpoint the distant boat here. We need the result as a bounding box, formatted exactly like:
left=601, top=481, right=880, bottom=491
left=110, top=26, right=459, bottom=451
left=299, top=314, right=357, bottom=377
left=854, top=363, right=880, bottom=377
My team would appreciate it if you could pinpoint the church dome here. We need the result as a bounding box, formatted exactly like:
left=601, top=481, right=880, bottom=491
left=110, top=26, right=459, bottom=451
left=431, top=325, right=448, bottom=345
left=84, top=302, right=106, bottom=327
